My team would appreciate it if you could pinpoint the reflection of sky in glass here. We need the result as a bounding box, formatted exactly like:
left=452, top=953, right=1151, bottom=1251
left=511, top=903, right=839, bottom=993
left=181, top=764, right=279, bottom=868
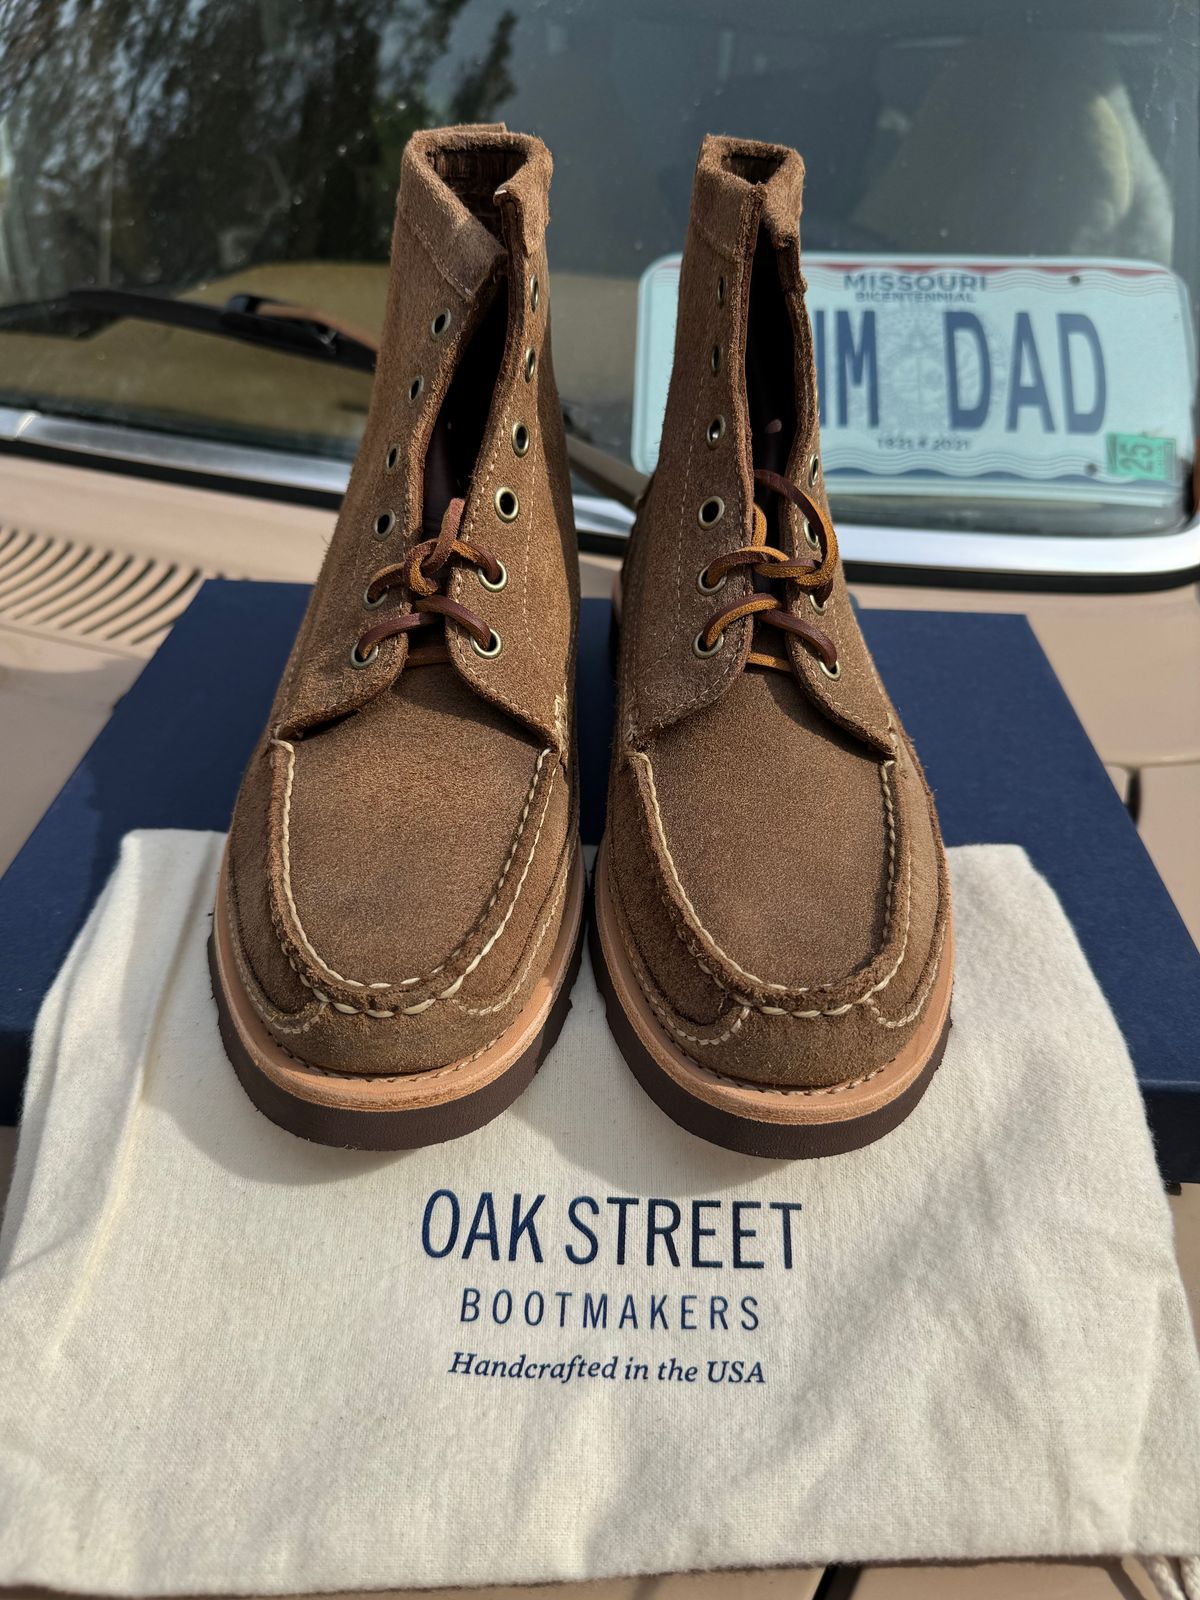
left=0, top=0, right=1196, bottom=533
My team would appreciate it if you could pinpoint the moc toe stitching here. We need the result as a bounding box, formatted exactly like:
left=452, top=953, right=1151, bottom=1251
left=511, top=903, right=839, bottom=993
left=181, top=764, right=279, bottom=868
left=614, top=738, right=946, bottom=1091
left=613, top=839, right=940, bottom=1100
left=609, top=863, right=747, bottom=1050
left=446, top=836, right=575, bottom=1019
left=630, top=745, right=912, bottom=1009
left=224, top=862, right=322, bottom=1038
left=225, top=753, right=572, bottom=1081
left=265, top=739, right=562, bottom=1018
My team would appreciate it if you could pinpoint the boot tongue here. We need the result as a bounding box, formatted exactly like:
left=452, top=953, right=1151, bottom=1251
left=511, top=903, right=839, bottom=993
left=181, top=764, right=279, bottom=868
left=742, top=427, right=789, bottom=661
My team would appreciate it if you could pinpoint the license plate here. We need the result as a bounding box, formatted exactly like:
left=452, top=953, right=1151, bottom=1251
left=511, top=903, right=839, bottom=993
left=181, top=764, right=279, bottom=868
left=631, top=253, right=1194, bottom=509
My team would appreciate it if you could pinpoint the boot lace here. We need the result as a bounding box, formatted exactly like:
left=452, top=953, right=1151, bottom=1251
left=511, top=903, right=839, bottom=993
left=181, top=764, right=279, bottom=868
left=696, top=467, right=840, bottom=677
left=352, top=497, right=503, bottom=668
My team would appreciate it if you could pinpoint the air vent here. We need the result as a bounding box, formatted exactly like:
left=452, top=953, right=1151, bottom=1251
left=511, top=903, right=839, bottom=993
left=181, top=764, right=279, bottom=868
left=0, top=526, right=207, bottom=656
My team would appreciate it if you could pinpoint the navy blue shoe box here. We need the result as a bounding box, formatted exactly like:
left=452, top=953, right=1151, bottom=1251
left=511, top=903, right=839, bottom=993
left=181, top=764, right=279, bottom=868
left=2, top=580, right=1197, bottom=1180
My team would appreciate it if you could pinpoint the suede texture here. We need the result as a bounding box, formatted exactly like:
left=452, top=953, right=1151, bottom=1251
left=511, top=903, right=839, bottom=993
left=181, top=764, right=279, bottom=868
left=608, top=135, right=951, bottom=1091
left=224, top=126, right=578, bottom=1077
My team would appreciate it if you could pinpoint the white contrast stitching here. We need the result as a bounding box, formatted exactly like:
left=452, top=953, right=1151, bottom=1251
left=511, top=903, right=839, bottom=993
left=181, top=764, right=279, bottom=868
left=634, top=749, right=912, bottom=1008
left=252, top=1002, right=551, bottom=1084
left=224, top=894, right=322, bottom=1038
left=449, top=854, right=572, bottom=1017
left=691, top=212, right=738, bottom=261
left=644, top=230, right=746, bottom=725
left=613, top=877, right=899, bottom=1092
left=271, top=738, right=553, bottom=999
left=400, top=201, right=479, bottom=301
left=622, top=934, right=749, bottom=1047
left=235, top=875, right=577, bottom=1080
left=452, top=319, right=559, bottom=729
left=287, top=760, right=558, bottom=1017
left=879, top=756, right=898, bottom=931
left=864, top=921, right=948, bottom=1030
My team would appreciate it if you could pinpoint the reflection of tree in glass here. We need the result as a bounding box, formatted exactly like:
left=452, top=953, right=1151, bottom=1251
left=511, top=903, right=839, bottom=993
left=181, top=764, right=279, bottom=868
left=0, top=0, right=516, bottom=301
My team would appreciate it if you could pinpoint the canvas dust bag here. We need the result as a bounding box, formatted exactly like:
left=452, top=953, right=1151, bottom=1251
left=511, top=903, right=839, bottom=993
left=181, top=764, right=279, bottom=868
left=0, top=830, right=1197, bottom=1595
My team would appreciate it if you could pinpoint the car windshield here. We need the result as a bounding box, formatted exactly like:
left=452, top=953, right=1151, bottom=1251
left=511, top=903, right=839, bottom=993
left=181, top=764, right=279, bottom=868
left=0, top=0, right=1196, bottom=537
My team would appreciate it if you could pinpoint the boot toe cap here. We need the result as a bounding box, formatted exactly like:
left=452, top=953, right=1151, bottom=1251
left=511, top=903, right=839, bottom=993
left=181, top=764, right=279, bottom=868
left=608, top=721, right=950, bottom=1093
left=224, top=691, right=572, bottom=1076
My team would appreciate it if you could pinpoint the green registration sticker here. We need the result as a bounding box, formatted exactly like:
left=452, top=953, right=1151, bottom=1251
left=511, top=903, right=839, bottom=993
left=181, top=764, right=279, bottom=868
left=1105, top=432, right=1176, bottom=482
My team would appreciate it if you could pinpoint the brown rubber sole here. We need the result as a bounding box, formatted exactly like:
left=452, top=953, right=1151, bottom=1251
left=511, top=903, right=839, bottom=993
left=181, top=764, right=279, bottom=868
left=209, top=850, right=585, bottom=1150
left=590, top=837, right=953, bottom=1159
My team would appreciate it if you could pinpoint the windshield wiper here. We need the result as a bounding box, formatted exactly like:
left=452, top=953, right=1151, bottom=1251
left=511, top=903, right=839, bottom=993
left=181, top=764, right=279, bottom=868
left=0, top=286, right=378, bottom=374
left=1, top=282, right=648, bottom=508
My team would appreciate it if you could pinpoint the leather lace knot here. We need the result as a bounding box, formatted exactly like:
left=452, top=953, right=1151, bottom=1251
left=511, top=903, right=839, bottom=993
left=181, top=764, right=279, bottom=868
left=697, top=468, right=840, bottom=675
left=353, top=497, right=502, bottom=668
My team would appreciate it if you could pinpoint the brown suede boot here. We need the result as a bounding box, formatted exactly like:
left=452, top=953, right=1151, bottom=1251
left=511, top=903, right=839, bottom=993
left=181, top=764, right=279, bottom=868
left=210, top=126, right=582, bottom=1149
left=592, top=136, right=953, bottom=1159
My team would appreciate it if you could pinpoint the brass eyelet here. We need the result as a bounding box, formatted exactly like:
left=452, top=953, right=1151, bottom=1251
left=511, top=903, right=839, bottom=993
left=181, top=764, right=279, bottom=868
left=350, top=641, right=379, bottom=668
left=494, top=486, right=519, bottom=522
left=478, top=560, right=508, bottom=592
left=385, top=444, right=399, bottom=471
left=819, top=656, right=841, bottom=680
left=809, top=453, right=821, bottom=486
left=803, top=518, right=822, bottom=551
left=693, top=630, right=724, bottom=658
left=697, top=564, right=727, bottom=595
left=698, top=495, right=725, bottom=528
left=374, top=510, right=396, bottom=538
left=512, top=421, right=530, bottom=457
left=706, top=416, right=725, bottom=448
left=530, top=274, right=540, bottom=311
left=524, top=346, right=537, bottom=382
left=472, top=629, right=503, bottom=659
left=431, top=309, right=451, bottom=337
left=808, top=592, right=828, bottom=615
left=362, top=584, right=386, bottom=609
left=409, top=375, right=423, bottom=402
left=710, top=343, right=721, bottom=375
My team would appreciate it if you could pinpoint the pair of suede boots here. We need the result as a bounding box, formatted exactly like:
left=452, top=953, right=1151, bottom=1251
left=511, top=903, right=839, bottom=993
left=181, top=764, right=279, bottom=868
left=209, top=125, right=954, bottom=1160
